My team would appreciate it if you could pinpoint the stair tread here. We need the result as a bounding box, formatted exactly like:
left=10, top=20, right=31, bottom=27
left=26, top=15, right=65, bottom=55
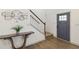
left=46, top=32, right=53, bottom=36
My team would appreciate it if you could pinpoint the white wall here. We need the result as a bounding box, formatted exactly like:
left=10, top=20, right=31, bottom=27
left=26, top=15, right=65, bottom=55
left=46, top=9, right=57, bottom=37
left=70, top=9, right=79, bottom=45
left=0, top=9, right=45, bottom=49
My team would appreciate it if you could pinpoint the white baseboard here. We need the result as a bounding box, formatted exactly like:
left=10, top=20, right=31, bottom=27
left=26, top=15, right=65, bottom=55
left=57, top=37, right=79, bottom=47
left=70, top=41, right=79, bottom=46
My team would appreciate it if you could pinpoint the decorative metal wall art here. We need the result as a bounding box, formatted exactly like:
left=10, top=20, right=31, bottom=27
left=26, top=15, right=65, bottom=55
left=1, top=11, right=14, bottom=20
left=1, top=10, right=28, bottom=21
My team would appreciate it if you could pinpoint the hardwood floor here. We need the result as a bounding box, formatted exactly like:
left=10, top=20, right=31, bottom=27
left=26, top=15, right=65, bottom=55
left=25, top=36, right=79, bottom=49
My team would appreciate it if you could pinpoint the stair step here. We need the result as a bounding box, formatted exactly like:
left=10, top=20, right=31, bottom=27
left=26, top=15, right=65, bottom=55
left=46, top=32, right=52, bottom=36
left=46, top=32, right=54, bottom=39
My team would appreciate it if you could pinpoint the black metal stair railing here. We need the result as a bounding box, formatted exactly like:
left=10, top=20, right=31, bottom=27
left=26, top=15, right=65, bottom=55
left=29, top=10, right=46, bottom=39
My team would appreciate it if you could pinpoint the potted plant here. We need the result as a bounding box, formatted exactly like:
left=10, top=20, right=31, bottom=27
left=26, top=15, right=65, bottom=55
left=12, top=25, right=23, bottom=34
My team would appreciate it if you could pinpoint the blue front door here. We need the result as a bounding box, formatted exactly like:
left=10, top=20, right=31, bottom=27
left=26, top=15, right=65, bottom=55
left=57, top=12, right=70, bottom=41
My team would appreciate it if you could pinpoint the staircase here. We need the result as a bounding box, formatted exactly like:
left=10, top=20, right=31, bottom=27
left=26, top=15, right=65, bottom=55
left=29, top=9, right=53, bottom=40
left=46, top=32, right=54, bottom=39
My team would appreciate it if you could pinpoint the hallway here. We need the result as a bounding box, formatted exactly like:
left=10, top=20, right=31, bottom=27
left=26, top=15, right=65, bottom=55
left=26, top=36, right=79, bottom=49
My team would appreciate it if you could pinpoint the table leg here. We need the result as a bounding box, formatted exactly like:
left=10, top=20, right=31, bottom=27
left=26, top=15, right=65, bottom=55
left=8, top=36, right=28, bottom=49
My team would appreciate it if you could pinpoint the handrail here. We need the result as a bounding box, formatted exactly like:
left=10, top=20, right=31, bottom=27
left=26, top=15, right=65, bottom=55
left=29, top=9, right=46, bottom=39
left=30, top=15, right=40, bottom=24
left=29, top=10, right=45, bottom=24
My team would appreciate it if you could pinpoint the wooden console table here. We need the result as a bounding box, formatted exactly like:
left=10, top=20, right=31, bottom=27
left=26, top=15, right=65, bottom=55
left=0, top=32, right=34, bottom=49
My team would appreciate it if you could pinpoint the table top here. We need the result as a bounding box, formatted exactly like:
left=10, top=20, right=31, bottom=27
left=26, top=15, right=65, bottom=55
left=0, top=31, right=34, bottom=39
